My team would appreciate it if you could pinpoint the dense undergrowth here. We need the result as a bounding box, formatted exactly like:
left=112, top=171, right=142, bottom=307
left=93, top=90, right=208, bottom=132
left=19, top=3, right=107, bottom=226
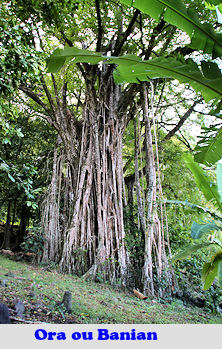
left=0, top=255, right=221, bottom=324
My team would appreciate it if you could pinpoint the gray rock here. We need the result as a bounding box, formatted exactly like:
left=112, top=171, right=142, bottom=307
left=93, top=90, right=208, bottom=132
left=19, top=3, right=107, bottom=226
left=62, top=291, right=72, bottom=313
left=0, top=303, right=11, bottom=324
left=13, top=299, right=25, bottom=318
left=0, top=279, right=8, bottom=287
left=5, top=272, right=15, bottom=278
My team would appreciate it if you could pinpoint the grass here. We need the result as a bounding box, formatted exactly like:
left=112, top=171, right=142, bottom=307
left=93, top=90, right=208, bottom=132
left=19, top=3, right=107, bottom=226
left=0, top=254, right=222, bottom=324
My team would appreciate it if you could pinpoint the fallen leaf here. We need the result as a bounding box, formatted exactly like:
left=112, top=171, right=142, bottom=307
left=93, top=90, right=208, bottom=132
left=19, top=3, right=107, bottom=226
left=133, top=289, right=147, bottom=300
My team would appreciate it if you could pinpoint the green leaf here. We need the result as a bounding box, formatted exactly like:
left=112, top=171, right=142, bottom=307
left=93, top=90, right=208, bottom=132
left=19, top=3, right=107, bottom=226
left=218, top=260, right=222, bottom=287
left=171, top=242, right=212, bottom=261
left=47, top=49, right=222, bottom=102
left=194, top=126, right=222, bottom=165
left=216, top=6, right=222, bottom=25
left=7, top=173, right=15, bottom=182
left=183, top=153, right=222, bottom=210
left=16, top=128, right=24, bottom=138
left=46, top=47, right=104, bottom=73
left=110, top=55, right=222, bottom=102
left=211, top=250, right=222, bottom=263
left=33, top=187, right=42, bottom=194
left=0, top=163, right=9, bottom=172
left=119, top=0, right=222, bottom=58
left=202, top=261, right=218, bottom=290
left=191, top=221, right=222, bottom=239
left=201, top=61, right=222, bottom=80
left=205, top=2, right=216, bottom=10
left=165, top=199, right=222, bottom=221
left=203, top=251, right=222, bottom=289
left=209, top=99, right=222, bottom=118
left=2, top=138, right=11, bottom=145
left=31, top=203, right=38, bottom=210
left=217, top=162, right=222, bottom=204
left=205, top=0, right=222, bottom=5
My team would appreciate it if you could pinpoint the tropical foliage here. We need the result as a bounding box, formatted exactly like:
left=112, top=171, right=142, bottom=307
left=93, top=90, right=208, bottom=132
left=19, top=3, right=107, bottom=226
left=172, top=155, right=222, bottom=290
left=1, top=0, right=222, bottom=317
left=119, top=0, right=222, bottom=57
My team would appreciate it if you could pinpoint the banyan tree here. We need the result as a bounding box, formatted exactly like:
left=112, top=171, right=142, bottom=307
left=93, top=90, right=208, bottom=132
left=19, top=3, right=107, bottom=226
left=9, top=0, right=221, bottom=296
left=38, top=75, right=173, bottom=296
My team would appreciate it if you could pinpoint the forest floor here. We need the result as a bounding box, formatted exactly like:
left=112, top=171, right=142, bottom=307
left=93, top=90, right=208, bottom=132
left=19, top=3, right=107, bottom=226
left=0, top=254, right=222, bottom=324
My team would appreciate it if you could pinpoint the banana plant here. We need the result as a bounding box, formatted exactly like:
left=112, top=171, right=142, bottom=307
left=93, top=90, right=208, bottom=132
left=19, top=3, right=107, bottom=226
left=119, top=0, right=222, bottom=58
left=47, top=48, right=222, bottom=103
left=46, top=0, right=222, bottom=104
left=171, top=155, right=222, bottom=290
left=194, top=123, right=222, bottom=166
left=47, top=0, right=222, bottom=105
left=118, top=0, right=222, bottom=163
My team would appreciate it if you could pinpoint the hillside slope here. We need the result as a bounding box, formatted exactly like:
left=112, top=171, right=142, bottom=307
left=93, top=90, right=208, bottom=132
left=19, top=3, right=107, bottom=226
left=0, top=254, right=221, bottom=324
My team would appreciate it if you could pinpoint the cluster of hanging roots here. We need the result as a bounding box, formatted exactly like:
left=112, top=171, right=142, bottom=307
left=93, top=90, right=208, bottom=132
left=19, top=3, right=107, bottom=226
left=41, top=82, right=176, bottom=297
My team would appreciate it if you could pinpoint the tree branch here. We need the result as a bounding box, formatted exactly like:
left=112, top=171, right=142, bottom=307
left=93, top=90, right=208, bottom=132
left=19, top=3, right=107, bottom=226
left=19, top=85, right=51, bottom=115
left=95, top=0, right=103, bottom=52
left=177, top=132, right=193, bottom=150
left=163, top=100, right=201, bottom=141
left=62, top=82, right=68, bottom=111
left=113, top=9, right=140, bottom=56
left=40, top=76, right=56, bottom=113
left=56, top=30, right=90, bottom=81
left=59, top=31, right=73, bottom=47
left=142, top=19, right=166, bottom=60
left=118, top=84, right=139, bottom=115
left=10, top=316, right=49, bottom=324
left=51, top=74, right=61, bottom=108
left=170, top=46, right=195, bottom=57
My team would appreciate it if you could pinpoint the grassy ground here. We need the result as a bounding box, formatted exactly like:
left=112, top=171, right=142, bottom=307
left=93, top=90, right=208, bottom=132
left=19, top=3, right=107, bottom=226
left=0, top=254, right=221, bottom=324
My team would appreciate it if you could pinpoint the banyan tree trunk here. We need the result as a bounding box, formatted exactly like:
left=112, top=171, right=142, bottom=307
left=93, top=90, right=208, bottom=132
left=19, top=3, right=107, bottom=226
left=141, top=83, right=174, bottom=297
left=40, top=75, right=175, bottom=294
left=59, top=82, right=130, bottom=285
left=41, top=142, right=65, bottom=263
left=1, top=200, right=12, bottom=250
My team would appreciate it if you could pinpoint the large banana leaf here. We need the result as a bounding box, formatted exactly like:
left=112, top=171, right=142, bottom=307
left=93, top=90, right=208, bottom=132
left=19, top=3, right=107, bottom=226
left=209, top=99, right=222, bottom=118
left=183, top=153, right=222, bottom=211
left=205, top=0, right=222, bottom=5
left=202, top=251, right=222, bottom=289
left=217, top=161, right=222, bottom=202
left=191, top=221, right=222, bottom=239
left=205, top=1, right=222, bottom=13
left=110, top=55, right=222, bottom=102
left=165, top=199, right=222, bottom=220
left=46, top=47, right=105, bottom=73
left=218, top=260, right=222, bottom=287
left=171, top=242, right=212, bottom=262
left=202, top=261, right=218, bottom=290
left=194, top=126, right=222, bottom=165
left=119, top=0, right=222, bottom=58
left=46, top=48, right=222, bottom=102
